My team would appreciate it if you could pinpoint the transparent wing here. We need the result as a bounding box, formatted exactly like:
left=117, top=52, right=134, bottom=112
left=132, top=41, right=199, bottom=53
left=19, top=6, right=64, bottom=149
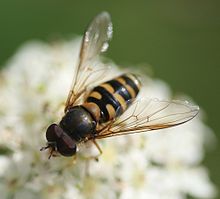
left=92, top=98, right=199, bottom=139
left=65, top=12, right=113, bottom=112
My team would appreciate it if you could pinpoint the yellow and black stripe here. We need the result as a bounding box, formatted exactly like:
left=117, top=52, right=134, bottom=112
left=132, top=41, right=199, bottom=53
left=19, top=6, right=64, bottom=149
left=86, top=73, right=141, bottom=123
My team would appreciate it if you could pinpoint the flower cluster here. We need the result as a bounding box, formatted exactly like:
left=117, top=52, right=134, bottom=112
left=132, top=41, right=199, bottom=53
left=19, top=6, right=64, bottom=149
left=0, top=39, right=216, bottom=199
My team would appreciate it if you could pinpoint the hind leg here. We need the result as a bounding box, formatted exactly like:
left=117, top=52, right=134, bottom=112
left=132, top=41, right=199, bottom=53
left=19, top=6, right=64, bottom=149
left=82, top=140, right=103, bottom=176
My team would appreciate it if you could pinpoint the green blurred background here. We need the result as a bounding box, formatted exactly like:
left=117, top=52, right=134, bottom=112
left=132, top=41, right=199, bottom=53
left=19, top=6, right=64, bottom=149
left=0, top=0, right=219, bottom=196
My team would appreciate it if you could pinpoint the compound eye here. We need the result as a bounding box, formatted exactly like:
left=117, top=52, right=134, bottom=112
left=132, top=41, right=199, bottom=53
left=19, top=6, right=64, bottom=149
left=57, top=133, right=77, bottom=157
left=46, top=124, right=56, bottom=142
left=46, top=124, right=64, bottom=142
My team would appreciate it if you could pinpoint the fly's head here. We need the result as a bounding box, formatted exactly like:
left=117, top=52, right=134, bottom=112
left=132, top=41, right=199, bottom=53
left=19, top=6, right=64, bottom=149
left=40, top=124, right=77, bottom=158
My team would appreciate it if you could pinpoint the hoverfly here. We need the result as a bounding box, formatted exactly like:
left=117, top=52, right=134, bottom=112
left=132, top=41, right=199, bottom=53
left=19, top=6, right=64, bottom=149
left=40, top=12, right=199, bottom=159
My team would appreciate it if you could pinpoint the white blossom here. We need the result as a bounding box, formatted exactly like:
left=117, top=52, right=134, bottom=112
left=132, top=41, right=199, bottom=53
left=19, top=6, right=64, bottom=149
left=0, top=39, right=217, bottom=199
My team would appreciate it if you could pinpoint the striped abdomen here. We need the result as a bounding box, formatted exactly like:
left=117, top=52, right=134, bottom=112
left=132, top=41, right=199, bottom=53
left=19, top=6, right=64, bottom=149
left=85, top=73, right=141, bottom=123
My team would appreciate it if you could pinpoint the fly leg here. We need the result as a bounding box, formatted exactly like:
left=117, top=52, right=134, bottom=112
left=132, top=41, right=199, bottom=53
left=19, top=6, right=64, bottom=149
left=72, top=154, right=77, bottom=165
left=82, top=140, right=102, bottom=162
left=83, top=140, right=103, bottom=176
left=91, top=139, right=102, bottom=161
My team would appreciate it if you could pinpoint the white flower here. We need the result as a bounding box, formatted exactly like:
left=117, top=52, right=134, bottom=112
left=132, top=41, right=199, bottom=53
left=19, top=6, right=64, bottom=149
left=0, top=39, right=217, bottom=199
